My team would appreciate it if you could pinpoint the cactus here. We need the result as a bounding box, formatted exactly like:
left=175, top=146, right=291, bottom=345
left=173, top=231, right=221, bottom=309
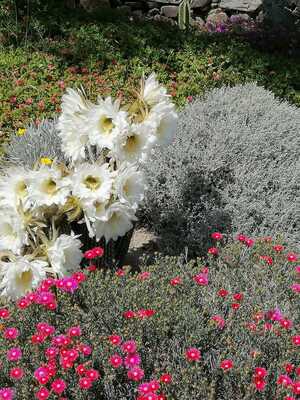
left=178, top=0, right=191, bottom=30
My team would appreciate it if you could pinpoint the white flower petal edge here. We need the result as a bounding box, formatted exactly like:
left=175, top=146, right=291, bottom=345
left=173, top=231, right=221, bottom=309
left=142, top=73, right=170, bottom=107
left=0, top=167, right=31, bottom=212
left=0, top=256, right=47, bottom=300
left=94, top=202, right=137, bottom=242
left=147, top=101, right=178, bottom=146
left=47, top=233, right=83, bottom=277
left=114, top=162, right=145, bottom=209
left=0, top=211, right=28, bottom=254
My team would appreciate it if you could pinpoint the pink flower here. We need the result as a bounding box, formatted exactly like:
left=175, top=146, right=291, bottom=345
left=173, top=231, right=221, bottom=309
left=37, top=100, right=45, bottom=111
left=143, top=393, right=158, bottom=400
left=280, top=319, right=293, bottom=329
left=291, top=284, right=300, bottom=293
left=79, top=377, right=92, bottom=390
left=160, top=374, right=172, bottom=384
left=170, top=277, right=182, bottom=286
left=187, top=95, right=193, bottom=103
left=116, top=269, right=125, bottom=277
left=109, top=354, right=123, bottom=368
left=124, top=353, right=141, bottom=368
left=254, top=367, right=267, bottom=378
left=0, top=309, right=10, bottom=319
left=45, top=347, right=59, bottom=359
left=7, top=348, right=22, bottom=362
left=9, top=367, right=24, bottom=380
left=277, top=374, right=293, bottom=386
left=237, top=234, right=246, bottom=242
left=84, top=250, right=96, bottom=259
left=148, top=381, right=160, bottom=392
left=193, top=273, right=208, bottom=286
left=284, top=363, right=294, bottom=374
left=185, top=347, right=201, bottom=362
left=52, top=335, right=70, bottom=347
left=68, top=326, right=82, bottom=337
left=138, top=271, right=151, bottom=280
left=17, top=298, right=29, bottom=309
left=292, top=335, right=300, bottom=346
left=137, top=309, right=156, bottom=318
left=36, top=291, right=55, bottom=305
left=51, top=379, right=67, bottom=394
left=253, top=377, right=266, bottom=391
left=76, top=364, right=86, bottom=375
left=61, top=277, right=78, bottom=292
left=34, top=367, right=50, bottom=384
left=37, top=323, right=55, bottom=336
left=270, top=308, right=283, bottom=321
left=80, top=344, right=92, bottom=356
left=127, top=366, right=144, bottom=381
left=85, top=369, right=100, bottom=381
left=0, top=388, right=15, bottom=400
left=123, top=310, right=136, bottom=319
left=211, top=232, right=223, bottom=240
left=245, top=238, right=254, bottom=247
left=208, top=247, right=218, bottom=255
left=211, top=315, right=225, bottom=329
left=138, top=383, right=151, bottom=394
left=3, top=328, right=19, bottom=340
left=292, top=381, right=300, bottom=395
left=122, top=340, right=137, bottom=354
left=218, top=288, right=228, bottom=297
left=232, top=293, right=243, bottom=301
left=108, top=335, right=122, bottom=346
left=273, top=245, right=284, bottom=252
left=220, top=359, right=233, bottom=371
left=72, top=272, right=86, bottom=283
left=231, top=303, right=240, bottom=310
left=287, top=253, right=298, bottom=262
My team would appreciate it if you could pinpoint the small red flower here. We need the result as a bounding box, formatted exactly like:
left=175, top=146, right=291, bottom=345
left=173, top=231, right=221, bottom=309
left=218, top=288, right=228, bottom=297
left=211, top=232, right=223, bottom=240
left=287, top=253, right=298, bottom=262
left=123, top=311, right=136, bottom=319
left=292, top=335, right=300, bottom=346
left=160, top=374, right=172, bottom=384
left=231, top=303, right=240, bottom=310
left=208, top=247, right=219, bottom=255
left=220, top=359, right=233, bottom=371
left=232, top=293, right=243, bottom=301
left=10, top=367, right=24, bottom=380
left=35, top=387, right=50, bottom=399
left=170, top=277, right=182, bottom=286
left=108, top=335, right=122, bottom=346
left=79, top=377, right=92, bottom=389
left=51, top=379, right=67, bottom=394
left=292, top=381, right=300, bottom=395
left=284, top=363, right=294, bottom=374
left=273, top=245, right=284, bottom=252
left=185, top=347, right=201, bottom=362
left=254, top=367, right=267, bottom=378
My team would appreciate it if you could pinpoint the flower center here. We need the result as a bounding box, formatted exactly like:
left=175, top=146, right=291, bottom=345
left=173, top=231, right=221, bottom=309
left=124, top=135, right=139, bottom=154
left=84, top=175, right=101, bottom=191
left=43, top=179, right=58, bottom=195
left=16, top=270, right=33, bottom=290
left=16, top=181, right=27, bottom=198
left=99, top=116, right=114, bottom=134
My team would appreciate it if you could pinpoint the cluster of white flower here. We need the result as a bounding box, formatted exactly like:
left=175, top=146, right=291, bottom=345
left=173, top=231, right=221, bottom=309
left=0, top=74, right=178, bottom=300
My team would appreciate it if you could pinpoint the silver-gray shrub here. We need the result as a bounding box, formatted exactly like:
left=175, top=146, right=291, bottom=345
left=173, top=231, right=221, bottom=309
left=141, top=83, right=300, bottom=256
left=4, top=118, right=65, bottom=168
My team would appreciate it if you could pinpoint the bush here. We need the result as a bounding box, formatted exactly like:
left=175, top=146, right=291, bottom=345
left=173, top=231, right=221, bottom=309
left=141, top=84, right=300, bottom=257
left=263, top=0, right=300, bottom=33
left=0, top=236, right=299, bottom=399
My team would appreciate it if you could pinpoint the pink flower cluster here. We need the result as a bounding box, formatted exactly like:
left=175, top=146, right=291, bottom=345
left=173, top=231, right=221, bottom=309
left=123, top=309, right=156, bottom=319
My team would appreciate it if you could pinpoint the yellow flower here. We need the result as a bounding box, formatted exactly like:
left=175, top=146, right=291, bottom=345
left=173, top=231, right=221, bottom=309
left=40, top=157, right=53, bottom=166
left=17, top=128, right=26, bottom=136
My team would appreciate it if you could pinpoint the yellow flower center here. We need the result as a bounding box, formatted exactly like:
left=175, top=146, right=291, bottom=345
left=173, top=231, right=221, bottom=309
left=16, top=181, right=27, bottom=198
left=17, top=128, right=26, bottom=136
left=40, top=157, right=53, bottom=165
left=16, top=270, right=33, bottom=291
left=42, top=179, right=58, bottom=195
left=84, top=175, right=101, bottom=191
left=124, top=135, right=139, bottom=154
left=99, top=116, right=114, bottom=134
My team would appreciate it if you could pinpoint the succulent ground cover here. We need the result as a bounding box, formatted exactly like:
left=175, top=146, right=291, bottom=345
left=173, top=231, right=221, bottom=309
left=1, top=10, right=300, bottom=154
left=0, top=234, right=299, bottom=399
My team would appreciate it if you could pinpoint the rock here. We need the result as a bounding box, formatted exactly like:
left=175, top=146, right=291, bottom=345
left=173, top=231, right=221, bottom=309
left=207, top=9, right=228, bottom=24
left=153, top=13, right=177, bottom=24
left=219, top=0, right=262, bottom=13
left=229, top=13, right=251, bottom=23
left=191, top=16, right=206, bottom=28
left=161, top=5, right=178, bottom=17
left=148, top=7, right=160, bottom=16
left=190, top=0, right=211, bottom=8
left=80, top=0, right=110, bottom=11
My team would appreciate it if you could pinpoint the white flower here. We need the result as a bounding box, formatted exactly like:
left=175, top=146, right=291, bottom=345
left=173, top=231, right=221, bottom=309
left=72, top=163, right=113, bottom=202
left=114, top=163, right=145, bottom=208
left=93, top=202, right=137, bottom=242
left=112, top=123, right=152, bottom=164
left=142, top=73, right=170, bottom=107
left=0, top=167, right=31, bottom=212
left=47, top=233, right=83, bottom=277
left=27, top=166, right=71, bottom=208
left=0, top=211, right=28, bottom=254
left=57, top=88, right=92, bottom=163
left=0, top=256, right=47, bottom=300
left=87, top=97, right=128, bottom=150
left=147, top=102, right=178, bottom=146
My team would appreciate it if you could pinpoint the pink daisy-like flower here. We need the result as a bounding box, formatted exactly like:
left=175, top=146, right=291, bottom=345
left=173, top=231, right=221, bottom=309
left=7, top=348, right=22, bottom=362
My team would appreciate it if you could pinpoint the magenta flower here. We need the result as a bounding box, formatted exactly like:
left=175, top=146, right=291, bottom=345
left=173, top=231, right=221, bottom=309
left=7, top=348, right=22, bottom=362
left=3, top=328, right=19, bottom=340
left=127, top=366, right=144, bottom=381
left=124, top=353, right=141, bottom=369
left=121, top=340, right=137, bottom=354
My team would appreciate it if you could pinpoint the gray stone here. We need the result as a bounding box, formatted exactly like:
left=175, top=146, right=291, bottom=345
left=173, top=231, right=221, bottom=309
left=161, top=5, right=178, bottom=17
left=153, top=13, right=177, bottom=24
left=190, top=0, right=211, bottom=8
left=207, top=9, right=228, bottom=24
left=219, top=0, right=262, bottom=13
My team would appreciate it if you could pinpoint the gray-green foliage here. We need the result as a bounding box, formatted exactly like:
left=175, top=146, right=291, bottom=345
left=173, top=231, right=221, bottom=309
left=141, top=84, right=300, bottom=256
left=263, top=0, right=300, bottom=32
left=5, top=118, right=65, bottom=168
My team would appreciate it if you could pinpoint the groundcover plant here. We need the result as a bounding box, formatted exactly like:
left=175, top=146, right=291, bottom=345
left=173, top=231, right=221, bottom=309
left=0, top=234, right=298, bottom=399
